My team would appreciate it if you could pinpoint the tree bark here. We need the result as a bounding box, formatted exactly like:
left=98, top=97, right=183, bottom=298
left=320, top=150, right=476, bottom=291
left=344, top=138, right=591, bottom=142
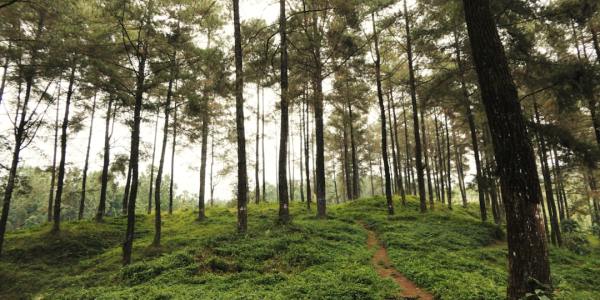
left=97, top=96, right=113, bottom=222
left=455, top=31, right=487, bottom=220
left=255, top=83, right=261, bottom=204
left=198, top=99, right=210, bottom=220
left=233, top=0, right=248, bottom=232
left=0, top=53, right=36, bottom=255
left=373, top=12, right=394, bottom=215
left=154, top=75, right=174, bottom=246
left=79, top=93, right=97, bottom=220
left=52, top=65, right=76, bottom=233
left=403, top=0, right=426, bottom=210
left=312, top=2, right=326, bottom=218
left=48, top=83, right=61, bottom=222
left=462, top=0, right=551, bottom=297
left=444, top=114, right=452, bottom=209
left=534, top=101, right=562, bottom=246
left=278, top=0, right=290, bottom=223
left=434, top=114, right=445, bottom=204
left=123, top=39, right=148, bottom=265
left=148, top=112, right=158, bottom=214
left=349, top=101, right=360, bottom=199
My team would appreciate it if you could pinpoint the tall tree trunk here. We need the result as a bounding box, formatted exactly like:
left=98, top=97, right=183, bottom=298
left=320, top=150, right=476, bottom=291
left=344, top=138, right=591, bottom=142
left=462, top=0, right=551, bottom=297
left=48, top=83, right=61, bottom=222
left=418, top=100, right=432, bottom=208
left=343, top=126, right=352, bottom=200
left=372, top=12, right=394, bottom=215
left=299, top=104, right=305, bottom=203
left=154, top=77, right=174, bottom=246
left=79, top=93, right=97, bottom=220
left=304, top=89, right=311, bottom=209
left=349, top=101, right=360, bottom=199
left=453, top=128, right=468, bottom=207
left=434, top=114, right=445, bottom=204
left=97, top=96, right=113, bottom=222
left=262, top=87, right=266, bottom=203
left=333, top=161, right=340, bottom=204
left=233, top=0, right=248, bottom=232
left=312, top=2, right=326, bottom=218
left=255, top=83, right=261, bottom=204
left=52, top=65, right=76, bottom=233
left=0, top=56, right=36, bottom=255
left=534, top=101, right=562, bottom=246
left=444, top=114, right=453, bottom=209
left=122, top=165, right=132, bottom=216
left=148, top=112, right=159, bottom=215
left=455, top=31, right=487, bottom=220
left=551, top=146, right=568, bottom=219
left=590, top=27, right=600, bottom=64
left=210, top=131, right=215, bottom=207
left=387, top=92, right=401, bottom=198
left=369, top=152, right=375, bottom=196
left=278, top=0, right=290, bottom=223
left=198, top=100, right=210, bottom=220
left=169, top=104, right=177, bottom=214
left=403, top=0, right=426, bottom=210
left=402, top=100, right=413, bottom=194
left=123, top=43, right=148, bottom=265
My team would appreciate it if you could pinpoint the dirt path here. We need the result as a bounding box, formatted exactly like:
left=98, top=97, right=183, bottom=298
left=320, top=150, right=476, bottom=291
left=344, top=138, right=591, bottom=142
left=364, top=226, right=434, bottom=300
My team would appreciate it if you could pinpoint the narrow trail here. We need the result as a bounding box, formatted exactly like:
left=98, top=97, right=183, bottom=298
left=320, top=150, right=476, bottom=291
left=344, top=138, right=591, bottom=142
left=363, top=225, right=434, bottom=300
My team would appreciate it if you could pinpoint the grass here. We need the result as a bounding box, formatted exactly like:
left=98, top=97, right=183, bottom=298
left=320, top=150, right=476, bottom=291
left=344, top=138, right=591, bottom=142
left=1, top=196, right=599, bottom=299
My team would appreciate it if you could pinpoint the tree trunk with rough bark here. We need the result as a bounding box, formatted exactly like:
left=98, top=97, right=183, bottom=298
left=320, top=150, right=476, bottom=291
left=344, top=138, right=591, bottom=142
left=462, top=0, right=551, bottom=297
left=372, top=12, right=394, bottom=215
left=52, top=65, right=76, bottom=233
left=233, top=0, right=248, bottom=232
left=79, top=93, right=97, bottom=220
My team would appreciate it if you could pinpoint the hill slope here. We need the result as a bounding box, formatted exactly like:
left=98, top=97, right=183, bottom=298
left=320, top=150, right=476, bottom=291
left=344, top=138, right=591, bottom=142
left=1, top=197, right=599, bottom=299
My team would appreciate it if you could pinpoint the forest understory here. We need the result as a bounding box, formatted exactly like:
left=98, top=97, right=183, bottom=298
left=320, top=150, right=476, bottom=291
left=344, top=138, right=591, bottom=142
left=1, top=196, right=599, bottom=300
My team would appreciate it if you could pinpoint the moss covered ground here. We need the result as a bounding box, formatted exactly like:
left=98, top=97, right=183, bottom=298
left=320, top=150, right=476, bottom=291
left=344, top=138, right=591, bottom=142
left=1, top=196, right=599, bottom=299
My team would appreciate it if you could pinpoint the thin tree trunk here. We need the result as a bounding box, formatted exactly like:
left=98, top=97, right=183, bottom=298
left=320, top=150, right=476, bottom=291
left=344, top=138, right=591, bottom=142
left=122, top=165, right=132, bottom=216
left=453, top=128, right=468, bottom=207
left=349, top=101, right=360, bottom=199
left=462, top=1, right=551, bottom=296
left=79, top=93, right=97, bottom=220
left=154, top=76, right=174, bottom=246
left=304, top=88, right=311, bottom=209
left=277, top=0, right=290, bottom=223
left=403, top=0, right=426, bottom=210
left=148, top=112, right=159, bottom=215
left=209, top=131, right=215, bottom=207
left=434, top=114, right=445, bottom=204
left=387, top=92, right=400, bottom=197
left=455, top=31, right=487, bottom=220
left=534, top=101, right=562, bottom=246
left=262, top=87, right=266, bottom=203
left=233, top=0, right=248, bottom=232
left=444, top=114, right=452, bottom=209
left=52, top=65, right=76, bottom=233
left=299, top=101, right=305, bottom=203
left=0, top=60, right=35, bottom=255
left=97, top=96, right=113, bottom=222
left=312, top=2, right=326, bottom=218
left=169, top=104, right=177, bottom=214
left=123, top=41, right=148, bottom=265
left=419, top=104, right=433, bottom=208
left=402, top=100, right=413, bottom=194
left=198, top=100, right=210, bottom=220
left=48, top=83, right=61, bottom=222
left=255, top=83, right=261, bottom=204
left=372, top=12, right=394, bottom=215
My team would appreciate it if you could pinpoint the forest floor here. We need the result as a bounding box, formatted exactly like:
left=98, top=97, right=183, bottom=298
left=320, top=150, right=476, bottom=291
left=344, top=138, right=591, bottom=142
left=1, top=196, right=600, bottom=299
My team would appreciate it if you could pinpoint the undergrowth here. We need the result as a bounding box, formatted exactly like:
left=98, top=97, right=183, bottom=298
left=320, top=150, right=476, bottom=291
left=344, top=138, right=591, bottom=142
left=1, top=197, right=599, bottom=299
